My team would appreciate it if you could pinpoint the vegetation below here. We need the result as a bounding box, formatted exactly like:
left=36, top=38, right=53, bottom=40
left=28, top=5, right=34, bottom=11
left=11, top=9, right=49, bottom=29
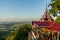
left=0, top=23, right=32, bottom=40
left=55, top=16, right=60, bottom=23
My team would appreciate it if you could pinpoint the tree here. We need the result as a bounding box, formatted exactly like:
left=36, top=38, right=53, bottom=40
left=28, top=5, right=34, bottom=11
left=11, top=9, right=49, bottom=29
left=6, top=31, right=16, bottom=40
left=55, top=16, right=60, bottom=23
left=0, top=31, right=10, bottom=40
left=6, top=24, right=32, bottom=40
left=49, top=0, right=60, bottom=17
left=14, top=24, right=32, bottom=40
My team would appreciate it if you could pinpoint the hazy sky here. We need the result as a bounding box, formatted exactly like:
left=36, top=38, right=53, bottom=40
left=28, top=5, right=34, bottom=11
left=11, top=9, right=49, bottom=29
left=0, top=0, right=50, bottom=22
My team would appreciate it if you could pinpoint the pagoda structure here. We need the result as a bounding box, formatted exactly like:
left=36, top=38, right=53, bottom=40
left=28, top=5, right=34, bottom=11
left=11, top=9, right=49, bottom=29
left=28, top=5, right=60, bottom=40
left=32, top=5, right=55, bottom=28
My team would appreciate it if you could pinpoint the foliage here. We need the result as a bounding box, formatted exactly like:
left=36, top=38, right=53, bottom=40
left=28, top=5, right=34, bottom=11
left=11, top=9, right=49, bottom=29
left=49, top=0, right=60, bottom=17
left=14, top=24, right=32, bottom=40
left=0, top=31, right=10, bottom=40
left=6, top=31, right=16, bottom=40
left=6, top=24, right=32, bottom=40
left=55, top=16, right=60, bottom=23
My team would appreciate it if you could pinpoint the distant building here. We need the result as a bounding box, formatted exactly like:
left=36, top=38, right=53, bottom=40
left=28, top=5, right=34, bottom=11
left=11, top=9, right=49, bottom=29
left=28, top=5, right=60, bottom=40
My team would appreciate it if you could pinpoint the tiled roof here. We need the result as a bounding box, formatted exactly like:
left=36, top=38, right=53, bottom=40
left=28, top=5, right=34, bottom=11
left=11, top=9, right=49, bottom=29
left=32, top=21, right=54, bottom=27
left=32, top=21, right=60, bottom=32
left=48, top=23, right=60, bottom=32
left=51, top=23, right=60, bottom=27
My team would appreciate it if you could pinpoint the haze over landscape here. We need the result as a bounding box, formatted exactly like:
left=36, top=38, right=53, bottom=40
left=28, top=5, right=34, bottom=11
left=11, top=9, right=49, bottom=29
left=0, top=0, right=50, bottom=22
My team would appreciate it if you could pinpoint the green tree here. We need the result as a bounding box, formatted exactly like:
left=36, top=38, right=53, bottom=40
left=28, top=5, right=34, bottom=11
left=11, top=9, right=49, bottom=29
left=55, top=16, right=60, bottom=23
left=6, top=31, right=16, bottom=40
left=0, top=31, right=10, bottom=40
left=0, top=31, right=5, bottom=40
left=6, top=24, right=32, bottom=40
left=14, top=24, right=32, bottom=40
left=49, top=0, right=60, bottom=17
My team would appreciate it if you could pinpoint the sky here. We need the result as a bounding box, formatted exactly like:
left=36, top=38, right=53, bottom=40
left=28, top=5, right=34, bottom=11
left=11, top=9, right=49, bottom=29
left=0, top=0, right=50, bottom=22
